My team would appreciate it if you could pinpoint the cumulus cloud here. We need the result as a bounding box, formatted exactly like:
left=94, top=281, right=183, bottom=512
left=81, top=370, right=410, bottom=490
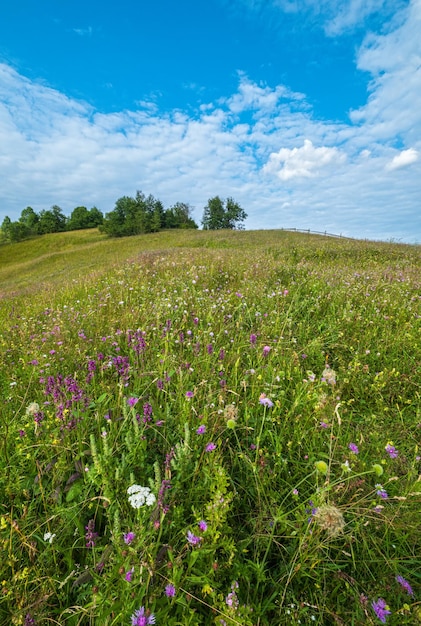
left=263, top=139, right=346, bottom=180
left=386, top=148, right=419, bottom=171
left=0, top=0, right=421, bottom=243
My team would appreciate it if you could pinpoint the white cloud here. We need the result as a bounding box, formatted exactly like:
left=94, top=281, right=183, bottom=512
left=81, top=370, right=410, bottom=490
left=0, top=0, right=421, bottom=244
left=228, top=0, right=405, bottom=34
left=386, top=148, right=419, bottom=170
left=263, top=139, right=346, bottom=180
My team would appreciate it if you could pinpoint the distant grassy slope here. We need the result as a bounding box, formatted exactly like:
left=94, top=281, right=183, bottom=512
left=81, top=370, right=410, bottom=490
left=1, top=228, right=420, bottom=301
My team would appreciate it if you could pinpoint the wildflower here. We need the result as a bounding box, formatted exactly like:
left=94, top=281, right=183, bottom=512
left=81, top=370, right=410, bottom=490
left=125, top=567, right=134, bottom=582
left=43, top=531, right=56, bottom=544
left=127, top=485, right=156, bottom=509
left=348, top=443, right=359, bottom=454
left=26, top=402, right=40, bottom=416
left=24, top=615, right=37, bottom=626
left=313, top=504, right=345, bottom=537
left=259, top=393, right=274, bottom=408
left=385, top=443, right=398, bottom=459
left=85, top=519, right=98, bottom=548
left=322, top=366, right=336, bottom=385
left=315, top=460, right=328, bottom=475
left=187, top=530, right=202, bottom=545
left=341, top=460, right=352, bottom=472
left=205, top=442, right=216, bottom=452
left=396, top=575, right=414, bottom=596
left=226, top=419, right=236, bottom=429
left=375, top=484, right=388, bottom=499
left=123, top=531, right=136, bottom=545
left=198, top=520, right=208, bottom=532
left=130, top=606, right=156, bottom=625
left=250, top=333, right=257, bottom=344
left=127, top=397, right=139, bottom=407
left=262, top=345, right=271, bottom=356
left=185, top=391, right=194, bottom=398
left=165, top=583, right=176, bottom=597
left=196, top=425, right=206, bottom=435
left=371, top=598, right=391, bottom=623
left=372, top=463, right=384, bottom=476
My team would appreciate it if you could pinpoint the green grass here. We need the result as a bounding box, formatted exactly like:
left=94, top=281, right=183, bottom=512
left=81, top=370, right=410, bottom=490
left=1, top=229, right=420, bottom=625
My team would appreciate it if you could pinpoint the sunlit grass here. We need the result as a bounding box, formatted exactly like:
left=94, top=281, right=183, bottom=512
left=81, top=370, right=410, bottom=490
left=1, top=229, right=420, bottom=625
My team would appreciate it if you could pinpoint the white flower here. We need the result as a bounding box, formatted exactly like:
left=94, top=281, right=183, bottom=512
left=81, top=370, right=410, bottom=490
left=26, top=402, right=40, bottom=416
left=43, top=532, right=56, bottom=543
left=127, top=484, right=156, bottom=509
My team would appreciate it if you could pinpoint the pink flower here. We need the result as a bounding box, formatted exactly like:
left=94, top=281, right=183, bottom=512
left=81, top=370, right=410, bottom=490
left=262, top=346, right=271, bottom=356
left=205, top=442, right=216, bottom=452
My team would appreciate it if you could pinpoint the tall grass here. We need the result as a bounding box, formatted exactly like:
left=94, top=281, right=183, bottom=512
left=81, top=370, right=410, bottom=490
left=1, top=229, right=420, bottom=625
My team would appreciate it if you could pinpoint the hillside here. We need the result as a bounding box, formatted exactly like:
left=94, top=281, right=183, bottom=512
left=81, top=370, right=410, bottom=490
left=1, top=229, right=420, bottom=625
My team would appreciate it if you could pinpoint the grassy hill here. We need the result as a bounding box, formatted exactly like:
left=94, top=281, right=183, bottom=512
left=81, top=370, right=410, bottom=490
left=1, top=229, right=420, bottom=625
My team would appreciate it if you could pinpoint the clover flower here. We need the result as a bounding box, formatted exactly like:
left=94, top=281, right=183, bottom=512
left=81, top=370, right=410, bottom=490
left=123, top=531, right=136, bottom=545
left=127, top=485, right=156, bottom=509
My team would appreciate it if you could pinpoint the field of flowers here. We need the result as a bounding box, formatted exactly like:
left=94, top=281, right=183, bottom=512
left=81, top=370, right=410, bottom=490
left=1, top=229, right=420, bottom=625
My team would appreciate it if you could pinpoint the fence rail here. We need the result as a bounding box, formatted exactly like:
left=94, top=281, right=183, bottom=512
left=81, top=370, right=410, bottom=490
left=280, top=228, right=354, bottom=240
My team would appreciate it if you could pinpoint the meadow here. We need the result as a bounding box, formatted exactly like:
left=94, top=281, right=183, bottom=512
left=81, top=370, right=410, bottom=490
left=1, top=228, right=420, bottom=625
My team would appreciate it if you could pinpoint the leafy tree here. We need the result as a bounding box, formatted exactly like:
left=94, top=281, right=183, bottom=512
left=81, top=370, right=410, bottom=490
left=67, top=206, right=103, bottom=230
left=38, top=206, right=66, bottom=234
left=19, top=207, right=39, bottom=235
left=201, top=196, right=247, bottom=230
left=165, top=202, right=198, bottom=229
left=87, top=207, right=104, bottom=228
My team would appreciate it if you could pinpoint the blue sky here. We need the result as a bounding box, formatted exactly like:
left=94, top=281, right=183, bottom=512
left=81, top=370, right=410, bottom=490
left=1, top=0, right=420, bottom=241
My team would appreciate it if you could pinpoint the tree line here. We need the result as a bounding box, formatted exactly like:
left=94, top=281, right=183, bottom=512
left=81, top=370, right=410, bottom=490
left=0, top=192, right=247, bottom=243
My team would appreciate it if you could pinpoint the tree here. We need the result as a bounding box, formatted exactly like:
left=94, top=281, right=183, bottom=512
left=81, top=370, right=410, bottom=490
left=19, top=207, right=39, bottom=235
left=38, top=205, right=66, bottom=234
left=66, top=206, right=103, bottom=230
left=164, top=202, right=198, bottom=229
left=201, top=196, right=247, bottom=230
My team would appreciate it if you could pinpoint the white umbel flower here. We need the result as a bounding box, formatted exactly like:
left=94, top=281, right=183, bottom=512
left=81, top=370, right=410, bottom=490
left=127, top=484, right=156, bottom=509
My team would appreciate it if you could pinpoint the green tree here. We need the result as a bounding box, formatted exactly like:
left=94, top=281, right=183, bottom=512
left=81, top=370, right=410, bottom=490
left=38, top=206, right=66, bottom=234
left=166, top=202, right=198, bottom=229
left=67, top=206, right=90, bottom=230
left=201, top=196, right=247, bottom=230
left=19, top=207, right=39, bottom=235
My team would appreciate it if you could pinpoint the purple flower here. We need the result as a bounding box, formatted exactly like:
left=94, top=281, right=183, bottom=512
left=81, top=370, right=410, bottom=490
left=348, top=443, right=359, bottom=454
left=205, top=442, right=216, bottom=452
left=259, top=393, right=273, bottom=408
left=127, top=397, right=139, bottom=407
left=85, top=519, right=98, bottom=548
left=250, top=333, right=257, bottom=345
left=123, top=532, right=136, bottom=545
left=131, top=606, right=156, bottom=625
left=262, top=345, right=271, bottom=356
left=396, top=575, right=414, bottom=596
left=385, top=444, right=398, bottom=459
left=198, top=520, right=208, bottom=532
left=125, top=567, right=134, bottom=582
left=24, top=615, right=37, bottom=626
left=187, top=530, right=202, bottom=545
left=375, top=485, right=388, bottom=499
left=371, top=598, right=391, bottom=623
left=196, top=425, right=206, bottom=435
left=165, top=583, right=176, bottom=597
left=185, top=391, right=194, bottom=398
